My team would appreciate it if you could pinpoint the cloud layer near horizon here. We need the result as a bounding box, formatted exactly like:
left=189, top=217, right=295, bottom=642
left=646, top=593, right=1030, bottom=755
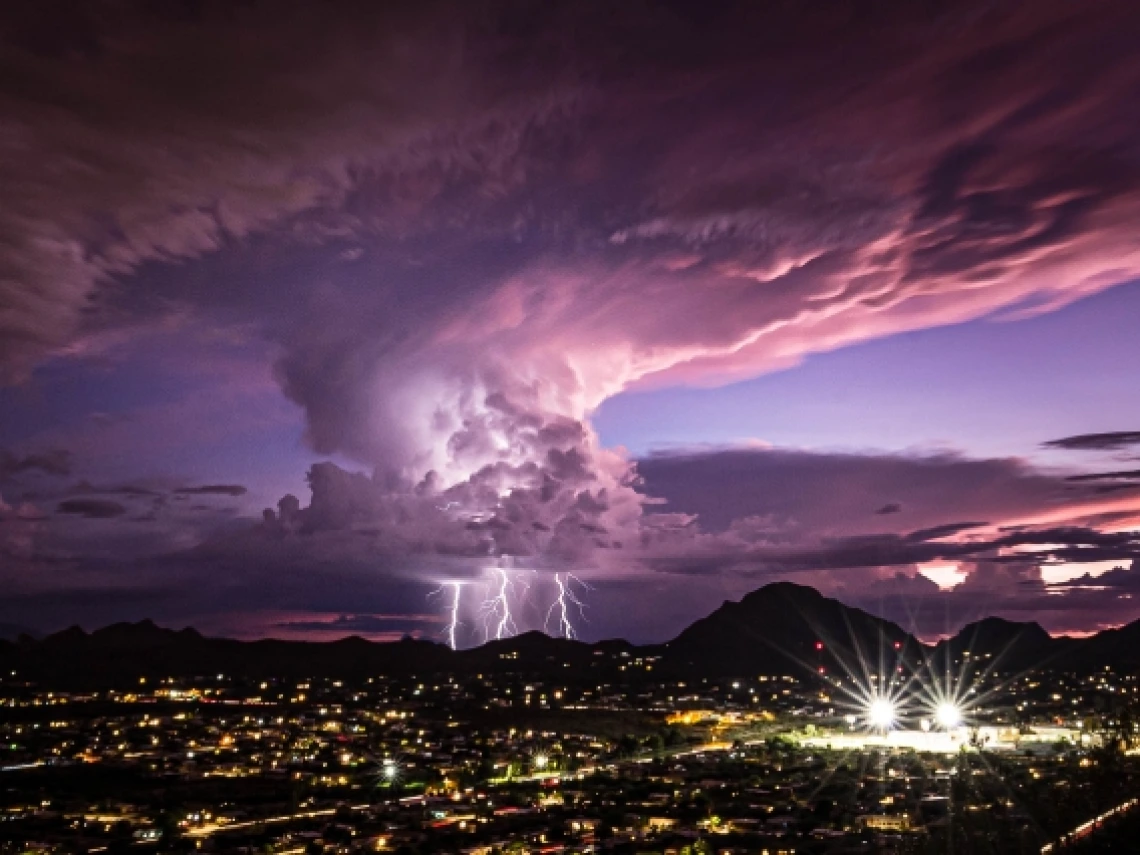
left=3, top=1, right=1140, bottom=641
left=5, top=442, right=1140, bottom=642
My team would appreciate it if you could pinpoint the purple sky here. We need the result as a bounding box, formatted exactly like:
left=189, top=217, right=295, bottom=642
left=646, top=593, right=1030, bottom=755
left=3, top=1, right=1140, bottom=644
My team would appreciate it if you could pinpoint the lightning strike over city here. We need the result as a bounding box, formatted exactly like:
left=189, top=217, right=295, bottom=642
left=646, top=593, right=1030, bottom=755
left=479, top=568, right=523, bottom=642
left=430, top=581, right=464, bottom=651
left=427, top=581, right=465, bottom=649
left=546, top=573, right=589, bottom=640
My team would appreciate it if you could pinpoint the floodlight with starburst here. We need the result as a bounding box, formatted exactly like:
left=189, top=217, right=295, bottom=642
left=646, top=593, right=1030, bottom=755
left=935, top=701, right=962, bottom=729
left=867, top=697, right=897, bottom=729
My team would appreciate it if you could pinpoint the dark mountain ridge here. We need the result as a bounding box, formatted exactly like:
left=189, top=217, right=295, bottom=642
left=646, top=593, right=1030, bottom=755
left=927, top=615, right=1063, bottom=674
left=659, top=581, right=926, bottom=677
left=0, top=622, right=39, bottom=643
left=2, top=582, right=1136, bottom=686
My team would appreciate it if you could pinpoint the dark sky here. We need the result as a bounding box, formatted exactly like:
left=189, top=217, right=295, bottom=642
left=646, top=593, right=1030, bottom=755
left=3, top=0, right=1140, bottom=644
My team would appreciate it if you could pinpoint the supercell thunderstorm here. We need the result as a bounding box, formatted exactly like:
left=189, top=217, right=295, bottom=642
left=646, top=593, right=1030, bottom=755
left=8, top=2, right=1140, bottom=641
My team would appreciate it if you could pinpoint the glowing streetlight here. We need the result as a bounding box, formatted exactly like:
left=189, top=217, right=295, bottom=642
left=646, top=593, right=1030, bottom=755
left=935, top=702, right=962, bottom=729
left=532, top=753, right=549, bottom=771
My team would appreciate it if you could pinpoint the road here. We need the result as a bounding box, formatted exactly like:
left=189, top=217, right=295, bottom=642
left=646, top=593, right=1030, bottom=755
left=1040, top=797, right=1140, bottom=853
left=184, top=804, right=374, bottom=838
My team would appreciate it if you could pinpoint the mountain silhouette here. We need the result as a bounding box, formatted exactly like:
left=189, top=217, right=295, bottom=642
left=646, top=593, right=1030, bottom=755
left=661, top=581, right=923, bottom=677
left=926, top=616, right=1062, bottom=676
left=2, top=582, right=1137, bottom=686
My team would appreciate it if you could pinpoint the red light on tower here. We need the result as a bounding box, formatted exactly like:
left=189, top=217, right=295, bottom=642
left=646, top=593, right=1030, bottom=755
left=815, top=642, right=824, bottom=651
left=893, top=641, right=901, bottom=650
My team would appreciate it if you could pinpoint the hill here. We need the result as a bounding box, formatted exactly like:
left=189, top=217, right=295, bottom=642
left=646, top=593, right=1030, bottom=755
left=928, top=616, right=1061, bottom=675
left=660, top=581, right=924, bottom=677
left=3, top=582, right=1139, bottom=686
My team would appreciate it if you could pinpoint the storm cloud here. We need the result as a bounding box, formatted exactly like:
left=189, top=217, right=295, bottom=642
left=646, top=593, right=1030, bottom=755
left=1045, top=431, right=1140, bottom=451
left=4, top=1, right=1140, bottom=477
left=56, top=498, right=128, bottom=519
left=0, top=448, right=71, bottom=479
left=174, top=485, right=249, bottom=497
left=3, top=1, right=1140, bottom=640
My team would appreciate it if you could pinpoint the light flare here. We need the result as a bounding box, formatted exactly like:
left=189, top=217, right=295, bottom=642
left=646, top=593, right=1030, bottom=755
left=867, top=697, right=897, bottom=730
left=936, top=701, right=962, bottom=729
left=906, top=616, right=1036, bottom=734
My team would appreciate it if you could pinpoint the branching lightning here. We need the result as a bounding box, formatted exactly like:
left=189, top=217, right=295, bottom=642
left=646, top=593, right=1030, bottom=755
left=480, top=568, right=522, bottom=641
left=447, top=569, right=590, bottom=644
left=428, top=581, right=465, bottom=650
left=546, top=572, right=590, bottom=639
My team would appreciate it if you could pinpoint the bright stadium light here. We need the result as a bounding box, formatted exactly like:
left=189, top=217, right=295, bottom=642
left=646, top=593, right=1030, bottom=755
left=867, top=697, right=897, bottom=729
left=936, top=702, right=962, bottom=729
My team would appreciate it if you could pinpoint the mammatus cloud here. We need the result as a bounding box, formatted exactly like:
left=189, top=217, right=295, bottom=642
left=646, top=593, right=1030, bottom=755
left=0, top=1, right=565, bottom=381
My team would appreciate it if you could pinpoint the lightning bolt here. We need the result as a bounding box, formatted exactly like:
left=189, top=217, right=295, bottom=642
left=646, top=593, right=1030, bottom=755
left=479, top=567, right=522, bottom=641
left=428, top=581, right=464, bottom=650
left=545, top=572, right=589, bottom=639
left=444, top=582, right=462, bottom=650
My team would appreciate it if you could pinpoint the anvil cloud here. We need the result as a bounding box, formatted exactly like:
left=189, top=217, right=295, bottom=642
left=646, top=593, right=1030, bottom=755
left=2, top=0, right=1140, bottom=641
